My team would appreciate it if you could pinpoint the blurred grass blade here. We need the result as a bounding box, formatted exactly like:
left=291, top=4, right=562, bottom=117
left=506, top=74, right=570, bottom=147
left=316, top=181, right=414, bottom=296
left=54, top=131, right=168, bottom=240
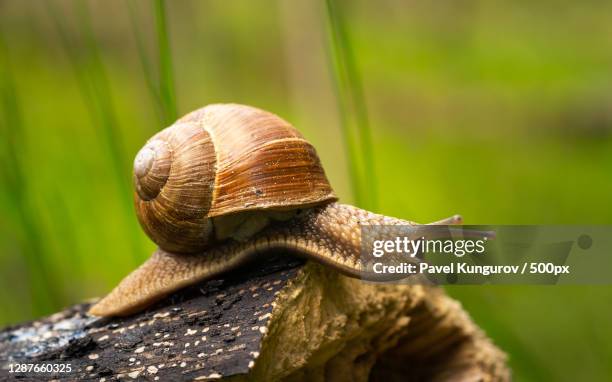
left=126, top=0, right=164, bottom=124
left=47, top=2, right=144, bottom=265
left=77, top=3, right=129, bottom=177
left=0, top=32, right=60, bottom=315
left=324, top=0, right=377, bottom=210
left=47, top=3, right=127, bottom=187
left=154, top=0, right=177, bottom=125
left=324, top=0, right=362, bottom=207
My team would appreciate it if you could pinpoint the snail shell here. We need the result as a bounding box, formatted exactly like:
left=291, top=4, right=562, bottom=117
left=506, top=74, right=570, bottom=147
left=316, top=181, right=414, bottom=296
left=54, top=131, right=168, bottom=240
left=134, top=104, right=337, bottom=253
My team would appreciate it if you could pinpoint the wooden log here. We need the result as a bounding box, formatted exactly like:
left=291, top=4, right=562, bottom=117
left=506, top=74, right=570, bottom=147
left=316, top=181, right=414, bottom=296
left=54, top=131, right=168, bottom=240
left=0, top=255, right=509, bottom=381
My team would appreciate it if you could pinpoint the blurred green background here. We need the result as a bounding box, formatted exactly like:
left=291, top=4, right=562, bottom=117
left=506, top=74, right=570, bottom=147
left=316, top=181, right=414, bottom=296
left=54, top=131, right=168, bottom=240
left=1, top=0, right=611, bottom=380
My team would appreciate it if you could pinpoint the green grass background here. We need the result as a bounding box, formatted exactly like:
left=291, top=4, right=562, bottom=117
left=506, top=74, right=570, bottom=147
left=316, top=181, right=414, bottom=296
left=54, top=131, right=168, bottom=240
left=1, top=1, right=611, bottom=380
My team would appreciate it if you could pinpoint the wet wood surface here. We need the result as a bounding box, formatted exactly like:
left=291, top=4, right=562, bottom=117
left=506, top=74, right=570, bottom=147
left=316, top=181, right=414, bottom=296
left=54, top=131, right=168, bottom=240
left=0, top=256, right=304, bottom=381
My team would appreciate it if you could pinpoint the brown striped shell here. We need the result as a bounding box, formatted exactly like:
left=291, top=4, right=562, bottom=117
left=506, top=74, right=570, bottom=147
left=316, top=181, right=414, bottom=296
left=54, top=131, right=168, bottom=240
left=133, top=103, right=337, bottom=253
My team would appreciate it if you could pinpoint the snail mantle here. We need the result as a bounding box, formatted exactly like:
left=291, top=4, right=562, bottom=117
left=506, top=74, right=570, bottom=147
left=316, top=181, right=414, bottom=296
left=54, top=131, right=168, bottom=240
left=0, top=256, right=509, bottom=381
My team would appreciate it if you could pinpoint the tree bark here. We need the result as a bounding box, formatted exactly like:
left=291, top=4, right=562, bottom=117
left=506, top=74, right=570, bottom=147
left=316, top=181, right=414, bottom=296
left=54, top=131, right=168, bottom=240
left=0, top=255, right=509, bottom=381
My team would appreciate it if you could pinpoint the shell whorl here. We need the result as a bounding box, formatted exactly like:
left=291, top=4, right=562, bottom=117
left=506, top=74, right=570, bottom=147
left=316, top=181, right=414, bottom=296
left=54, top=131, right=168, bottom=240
left=133, top=103, right=337, bottom=254
left=134, top=122, right=216, bottom=253
left=134, top=139, right=172, bottom=200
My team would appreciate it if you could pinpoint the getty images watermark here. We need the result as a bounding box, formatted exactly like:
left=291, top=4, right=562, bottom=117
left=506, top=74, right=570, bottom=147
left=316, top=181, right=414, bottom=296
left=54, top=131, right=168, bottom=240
left=359, top=225, right=611, bottom=285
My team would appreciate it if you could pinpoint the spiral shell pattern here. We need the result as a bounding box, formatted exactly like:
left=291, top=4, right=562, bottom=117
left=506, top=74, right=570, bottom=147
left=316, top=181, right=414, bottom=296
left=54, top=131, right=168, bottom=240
left=133, top=104, right=337, bottom=253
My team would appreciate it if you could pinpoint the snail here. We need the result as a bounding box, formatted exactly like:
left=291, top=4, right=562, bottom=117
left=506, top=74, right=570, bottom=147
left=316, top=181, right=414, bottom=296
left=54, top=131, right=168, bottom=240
left=89, top=103, right=467, bottom=317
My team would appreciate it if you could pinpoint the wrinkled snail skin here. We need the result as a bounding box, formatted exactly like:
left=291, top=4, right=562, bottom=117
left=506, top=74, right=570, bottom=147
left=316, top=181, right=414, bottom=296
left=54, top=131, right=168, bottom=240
left=88, top=103, right=464, bottom=317
left=89, top=202, right=459, bottom=317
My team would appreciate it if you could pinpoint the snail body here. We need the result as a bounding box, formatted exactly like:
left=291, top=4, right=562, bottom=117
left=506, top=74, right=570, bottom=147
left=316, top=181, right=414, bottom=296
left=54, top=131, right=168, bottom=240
left=89, top=104, right=463, bottom=317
